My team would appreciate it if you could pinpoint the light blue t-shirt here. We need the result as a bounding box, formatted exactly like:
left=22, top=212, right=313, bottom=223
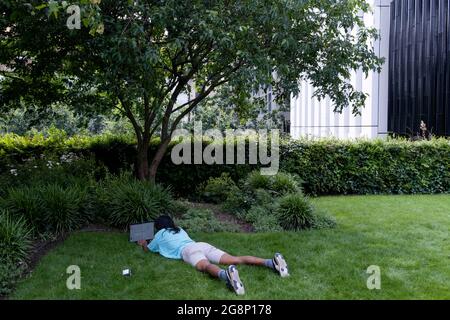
left=147, top=228, right=195, bottom=260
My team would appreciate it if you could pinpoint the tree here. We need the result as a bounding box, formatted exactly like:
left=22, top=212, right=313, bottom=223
left=0, top=0, right=383, bottom=182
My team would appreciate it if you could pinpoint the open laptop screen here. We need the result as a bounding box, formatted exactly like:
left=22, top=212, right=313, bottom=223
left=129, top=222, right=155, bottom=242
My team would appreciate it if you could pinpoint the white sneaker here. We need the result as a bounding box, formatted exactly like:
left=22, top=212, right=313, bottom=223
left=226, top=265, right=245, bottom=295
left=273, top=253, right=290, bottom=277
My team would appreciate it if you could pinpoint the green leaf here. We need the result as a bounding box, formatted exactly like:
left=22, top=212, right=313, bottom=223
left=48, top=1, right=60, bottom=18
left=35, top=4, right=48, bottom=10
left=82, top=18, right=90, bottom=28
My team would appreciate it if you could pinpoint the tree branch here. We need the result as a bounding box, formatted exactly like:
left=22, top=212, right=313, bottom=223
left=172, top=61, right=243, bottom=114
left=170, top=74, right=236, bottom=134
left=117, top=93, right=143, bottom=143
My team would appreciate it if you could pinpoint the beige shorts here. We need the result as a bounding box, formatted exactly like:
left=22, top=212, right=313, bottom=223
left=181, top=242, right=227, bottom=267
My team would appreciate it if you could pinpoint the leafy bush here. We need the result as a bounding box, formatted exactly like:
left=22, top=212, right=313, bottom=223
left=272, top=172, right=302, bottom=195
left=244, top=171, right=302, bottom=196
left=0, top=171, right=177, bottom=235
left=246, top=170, right=272, bottom=190
left=0, top=210, right=32, bottom=264
left=221, top=173, right=300, bottom=216
left=244, top=205, right=274, bottom=224
left=221, top=186, right=253, bottom=215
left=1, top=182, right=91, bottom=235
left=0, top=259, right=26, bottom=297
left=252, top=214, right=283, bottom=232
left=281, top=138, right=450, bottom=195
left=276, top=193, right=317, bottom=230
left=25, top=156, right=105, bottom=187
left=312, top=211, right=337, bottom=229
left=222, top=171, right=333, bottom=232
left=201, top=173, right=237, bottom=203
left=233, top=199, right=282, bottom=232
left=97, top=174, right=174, bottom=228
left=0, top=156, right=103, bottom=199
left=253, top=188, right=274, bottom=205
left=0, top=186, right=44, bottom=233
left=168, top=199, right=190, bottom=218
left=0, top=211, right=30, bottom=297
left=176, top=208, right=239, bottom=233
left=39, top=184, right=89, bottom=234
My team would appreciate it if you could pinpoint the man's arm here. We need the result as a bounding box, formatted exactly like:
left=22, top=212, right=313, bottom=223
left=137, top=240, right=150, bottom=252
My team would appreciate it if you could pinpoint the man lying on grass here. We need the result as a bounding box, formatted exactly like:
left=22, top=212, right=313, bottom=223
left=137, top=215, right=289, bottom=295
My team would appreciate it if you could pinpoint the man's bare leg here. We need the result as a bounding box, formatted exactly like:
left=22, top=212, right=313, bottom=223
left=219, top=254, right=267, bottom=266
left=194, top=259, right=222, bottom=277
left=219, top=253, right=290, bottom=278
left=194, top=259, right=245, bottom=295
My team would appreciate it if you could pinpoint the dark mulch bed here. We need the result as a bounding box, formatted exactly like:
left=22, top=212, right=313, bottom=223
left=28, top=235, right=67, bottom=272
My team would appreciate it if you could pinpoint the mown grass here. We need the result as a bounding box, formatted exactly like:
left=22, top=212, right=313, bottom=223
left=11, top=195, right=450, bottom=299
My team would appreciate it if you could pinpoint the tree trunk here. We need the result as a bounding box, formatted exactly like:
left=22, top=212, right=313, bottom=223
left=148, top=139, right=171, bottom=184
left=136, top=140, right=150, bottom=181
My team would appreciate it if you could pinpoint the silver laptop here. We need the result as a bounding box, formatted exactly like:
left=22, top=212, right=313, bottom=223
left=129, top=222, right=155, bottom=242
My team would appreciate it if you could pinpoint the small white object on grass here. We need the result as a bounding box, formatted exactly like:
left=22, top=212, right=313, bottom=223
left=122, top=269, right=131, bottom=276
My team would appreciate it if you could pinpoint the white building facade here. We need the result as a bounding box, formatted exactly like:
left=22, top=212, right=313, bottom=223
left=290, top=0, right=391, bottom=139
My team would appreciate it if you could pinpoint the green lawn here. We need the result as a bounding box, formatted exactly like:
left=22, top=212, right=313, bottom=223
left=11, top=195, right=450, bottom=299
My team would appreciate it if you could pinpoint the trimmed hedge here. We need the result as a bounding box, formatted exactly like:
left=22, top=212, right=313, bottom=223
left=0, top=132, right=256, bottom=196
left=1, top=132, right=449, bottom=196
left=281, top=138, right=450, bottom=195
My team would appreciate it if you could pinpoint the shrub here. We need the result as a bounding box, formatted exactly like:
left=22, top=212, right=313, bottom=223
left=0, top=156, right=104, bottom=193
left=201, top=173, right=237, bottom=203
left=312, top=211, right=337, bottom=229
left=0, top=210, right=30, bottom=295
left=276, top=193, right=317, bottom=230
left=223, top=172, right=307, bottom=232
left=253, top=188, right=274, bottom=205
left=244, top=171, right=302, bottom=196
left=177, top=208, right=239, bottom=233
left=245, top=205, right=274, bottom=224
left=0, top=186, right=44, bottom=233
left=39, top=184, right=88, bottom=234
left=167, top=199, right=190, bottom=218
left=281, top=138, right=450, bottom=195
left=0, top=259, right=26, bottom=297
left=245, top=171, right=272, bottom=191
left=98, top=174, right=174, bottom=228
left=221, top=186, right=253, bottom=215
left=1, top=182, right=91, bottom=235
left=26, top=156, right=105, bottom=188
left=222, top=172, right=301, bottom=215
left=253, top=214, right=283, bottom=232
left=0, top=210, right=32, bottom=264
left=272, top=172, right=302, bottom=195
left=237, top=201, right=282, bottom=232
